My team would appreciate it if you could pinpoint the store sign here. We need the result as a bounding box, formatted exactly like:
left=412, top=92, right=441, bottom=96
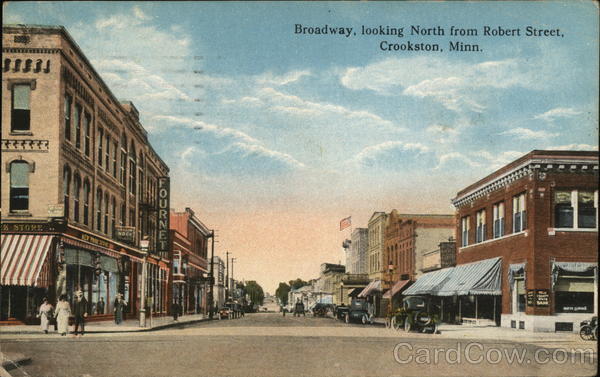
left=115, top=226, right=136, bottom=244
left=526, top=290, right=535, bottom=306
left=1, top=222, right=64, bottom=233
left=157, top=177, right=170, bottom=255
left=534, top=290, right=549, bottom=307
left=48, top=204, right=65, bottom=217
left=80, top=233, right=113, bottom=249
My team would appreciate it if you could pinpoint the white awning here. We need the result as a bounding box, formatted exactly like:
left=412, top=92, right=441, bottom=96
left=1, top=234, right=53, bottom=287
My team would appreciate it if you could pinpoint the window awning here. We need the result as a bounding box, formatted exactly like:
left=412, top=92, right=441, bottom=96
left=551, top=261, right=597, bottom=290
left=436, top=257, right=502, bottom=296
left=358, top=280, right=382, bottom=297
left=1, top=234, right=53, bottom=287
left=382, top=280, right=410, bottom=299
left=403, top=268, right=454, bottom=296
left=348, top=288, right=363, bottom=297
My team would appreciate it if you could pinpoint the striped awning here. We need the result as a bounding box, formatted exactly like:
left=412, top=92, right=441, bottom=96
left=358, top=280, right=382, bottom=298
left=403, top=268, right=454, bottom=296
left=1, top=234, right=54, bottom=287
left=382, top=280, right=410, bottom=299
left=436, top=257, right=502, bottom=296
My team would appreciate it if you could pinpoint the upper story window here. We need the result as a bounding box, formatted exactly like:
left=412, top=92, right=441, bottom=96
left=96, top=188, right=103, bottom=232
left=63, top=165, right=71, bottom=218
left=84, top=113, right=91, bottom=157
left=555, top=190, right=598, bottom=229
left=112, top=141, right=118, bottom=178
left=97, top=127, right=104, bottom=168
left=493, top=202, right=505, bottom=238
left=83, top=179, right=90, bottom=226
left=73, top=174, right=81, bottom=222
left=12, top=84, right=31, bottom=132
left=513, top=192, right=527, bottom=233
left=64, top=94, right=72, bottom=140
left=461, top=216, right=470, bottom=247
left=476, top=209, right=486, bottom=243
left=105, top=135, right=111, bottom=174
left=129, top=142, right=137, bottom=195
left=10, top=160, right=30, bottom=212
left=74, top=104, right=82, bottom=149
left=120, top=134, right=128, bottom=186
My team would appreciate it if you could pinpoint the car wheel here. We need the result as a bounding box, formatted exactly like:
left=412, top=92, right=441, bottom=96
left=345, top=313, right=350, bottom=324
left=393, top=317, right=403, bottom=331
left=361, top=314, right=368, bottom=325
left=405, top=319, right=412, bottom=332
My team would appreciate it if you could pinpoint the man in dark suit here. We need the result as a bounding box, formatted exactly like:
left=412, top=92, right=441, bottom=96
left=73, top=290, right=88, bottom=336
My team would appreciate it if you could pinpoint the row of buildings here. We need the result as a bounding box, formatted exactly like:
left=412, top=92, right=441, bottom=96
left=1, top=25, right=231, bottom=324
left=298, top=150, right=598, bottom=333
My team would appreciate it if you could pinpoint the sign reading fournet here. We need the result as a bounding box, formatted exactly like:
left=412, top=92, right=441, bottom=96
left=157, top=177, right=170, bottom=256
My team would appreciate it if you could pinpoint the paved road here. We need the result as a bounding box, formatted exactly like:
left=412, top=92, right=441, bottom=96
left=1, top=313, right=596, bottom=377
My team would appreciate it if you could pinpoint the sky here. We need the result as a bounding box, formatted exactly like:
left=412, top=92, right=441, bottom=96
left=4, top=1, right=598, bottom=293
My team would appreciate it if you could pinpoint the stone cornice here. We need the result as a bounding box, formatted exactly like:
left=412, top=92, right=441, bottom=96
left=452, top=158, right=598, bottom=208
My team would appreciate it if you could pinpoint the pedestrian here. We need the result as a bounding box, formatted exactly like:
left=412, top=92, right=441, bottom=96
left=73, top=290, right=88, bottom=336
left=96, top=297, right=105, bottom=315
left=54, top=294, right=71, bottom=336
left=114, top=294, right=126, bottom=324
left=38, top=297, right=54, bottom=334
left=171, top=301, right=180, bottom=321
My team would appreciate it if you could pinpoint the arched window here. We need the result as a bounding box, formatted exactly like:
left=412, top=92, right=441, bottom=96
left=120, top=133, right=127, bottom=185
left=63, top=165, right=71, bottom=219
left=84, top=112, right=91, bottom=157
left=10, top=160, right=30, bottom=211
left=64, top=94, right=72, bottom=141
left=104, top=193, right=110, bottom=235
left=24, top=59, right=32, bottom=72
left=44, top=60, right=50, bottom=73
left=83, top=179, right=90, bottom=226
left=73, top=174, right=81, bottom=222
left=3, top=58, right=10, bottom=72
left=96, top=188, right=103, bottom=232
left=74, top=104, right=82, bottom=149
left=14, top=59, right=21, bottom=72
left=35, top=59, right=42, bottom=73
left=129, top=141, right=136, bottom=195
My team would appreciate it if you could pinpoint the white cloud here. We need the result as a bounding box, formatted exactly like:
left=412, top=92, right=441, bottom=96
left=340, top=57, right=541, bottom=113
left=435, top=152, right=481, bottom=170
left=354, top=141, right=431, bottom=170
left=534, top=107, right=582, bottom=122
left=151, top=115, right=260, bottom=144
left=470, top=150, right=526, bottom=171
left=256, top=70, right=311, bottom=86
left=426, top=124, right=460, bottom=144
left=499, top=127, right=559, bottom=140
left=546, top=143, right=598, bottom=151
left=221, top=142, right=305, bottom=169
left=132, top=6, right=151, bottom=21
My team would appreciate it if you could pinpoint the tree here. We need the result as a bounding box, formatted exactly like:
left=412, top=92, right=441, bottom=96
left=275, top=282, right=291, bottom=305
left=288, top=278, right=309, bottom=290
left=244, top=281, right=265, bottom=306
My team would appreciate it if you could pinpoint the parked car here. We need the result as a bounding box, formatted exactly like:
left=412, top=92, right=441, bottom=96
left=218, top=306, right=232, bottom=320
left=334, top=304, right=349, bottom=320
left=312, top=303, right=331, bottom=317
left=401, top=296, right=440, bottom=334
left=344, top=298, right=373, bottom=325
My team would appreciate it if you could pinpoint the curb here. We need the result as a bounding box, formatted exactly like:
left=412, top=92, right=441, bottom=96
left=0, top=318, right=210, bottom=336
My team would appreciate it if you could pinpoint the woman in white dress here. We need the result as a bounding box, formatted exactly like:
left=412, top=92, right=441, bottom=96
left=38, top=297, right=54, bottom=334
left=54, top=294, right=71, bottom=336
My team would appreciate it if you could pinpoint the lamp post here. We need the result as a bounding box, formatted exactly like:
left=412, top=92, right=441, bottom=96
left=225, top=251, right=230, bottom=299
left=139, top=237, right=150, bottom=327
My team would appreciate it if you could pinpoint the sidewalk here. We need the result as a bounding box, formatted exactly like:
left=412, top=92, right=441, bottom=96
left=0, top=313, right=209, bottom=335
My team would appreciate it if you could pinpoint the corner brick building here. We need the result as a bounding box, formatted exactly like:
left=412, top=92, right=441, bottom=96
left=452, top=150, right=598, bottom=332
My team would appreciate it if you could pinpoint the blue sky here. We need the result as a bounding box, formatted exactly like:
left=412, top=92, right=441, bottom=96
left=4, top=1, right=598, bottom=292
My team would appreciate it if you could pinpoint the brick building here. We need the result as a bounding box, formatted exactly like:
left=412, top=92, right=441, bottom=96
left=450, top=150, right=598, bottom=332
left=381, top=211, right=454, bottom=310
left=1, top=25, right=170, bottom=323
left=169, top=208, right=211, bottom=315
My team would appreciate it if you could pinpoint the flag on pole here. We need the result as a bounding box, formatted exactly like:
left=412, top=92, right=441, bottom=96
left=339, top=216, right=351, bottom=231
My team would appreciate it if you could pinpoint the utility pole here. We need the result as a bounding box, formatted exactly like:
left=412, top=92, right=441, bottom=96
left=208, top=230, right=215, bottom=319
left=230, top=257, right=237, bottom=297
left=139, top=237, right=150, bottom=327
left=225, top=251, right=230, bottom=299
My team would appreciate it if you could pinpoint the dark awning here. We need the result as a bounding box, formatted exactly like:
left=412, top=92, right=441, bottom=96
left=436, top=257, right=502, bottom=296
left=348, top=288, right=362, bottom=297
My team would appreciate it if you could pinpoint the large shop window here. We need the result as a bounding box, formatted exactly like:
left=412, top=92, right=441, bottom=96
left=554, top=274, right=594, bottom=313
left=9, top=160, right=30, bottom=212
left=12, top=84, right=31, bottom=131
left=554, top=190, right=598, bottom=229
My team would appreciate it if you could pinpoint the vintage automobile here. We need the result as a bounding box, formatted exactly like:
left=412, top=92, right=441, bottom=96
left=311, top=303, right=331, bottom=317
left=344, top=298, right=373, bottom=325
left=334, top=304, right=349, bottom=320
left=401, top=295, right=440, bottom=334
left=218, top=306, right=233, bottom=320
left=579, top=316, right=598, bottom=341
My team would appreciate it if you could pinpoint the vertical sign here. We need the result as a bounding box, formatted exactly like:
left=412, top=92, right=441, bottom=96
left=157, top=177, right=170, bottom=256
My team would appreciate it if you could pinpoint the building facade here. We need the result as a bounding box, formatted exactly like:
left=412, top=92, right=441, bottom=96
left=367, top=212, right=388, bottom=282
left=169, top=208, right=210, bottom=315
left=421, top=239, right=456, bottom=273
left=451, top=150, right=598, bottom=332
left=1, top=25, right=170, bottom=323
left=348, top=228, right=368, bottom=274
left=212, top=256, right=226, bottom=310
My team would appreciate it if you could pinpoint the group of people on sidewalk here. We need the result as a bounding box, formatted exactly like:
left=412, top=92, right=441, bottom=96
left=37, top=291, right=127, bottom=336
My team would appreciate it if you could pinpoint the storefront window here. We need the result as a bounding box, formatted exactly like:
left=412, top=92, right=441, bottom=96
left=555, top=275, right=594, bottom=313
left=515, top=279, right=526, bottom=312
